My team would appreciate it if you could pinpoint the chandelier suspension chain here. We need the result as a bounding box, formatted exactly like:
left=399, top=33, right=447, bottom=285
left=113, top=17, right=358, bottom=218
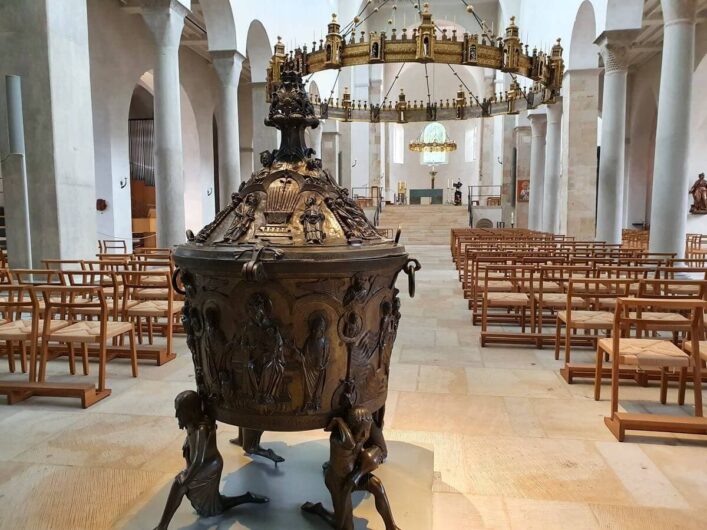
left=424, top=63, right=432, bottom=107
left=446, top=63, right=482, bottom=107
left=342, top=0, right=395, bottom=39
left=458, top=0, right=531, bottom=104
left=326, top=68, right=342, bottom=104
left=340, top=1, right=373, bottom=36
left=381, top=62, right=407, bottom=107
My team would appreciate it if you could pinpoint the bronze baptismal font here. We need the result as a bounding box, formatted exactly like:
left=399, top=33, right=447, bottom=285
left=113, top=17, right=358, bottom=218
left=157, top=69, right=419, bottom=529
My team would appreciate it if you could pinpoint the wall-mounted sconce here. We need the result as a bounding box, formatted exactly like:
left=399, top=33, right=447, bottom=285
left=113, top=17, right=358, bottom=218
left=120, top=178, right=128, bottom=189
left=497, top=157, right=503, bottom=165
left=206, top=187, right=213, bottom=197
left=96, top=198, right=108, bottom=212
left=352, top=159, right=357, bottom=168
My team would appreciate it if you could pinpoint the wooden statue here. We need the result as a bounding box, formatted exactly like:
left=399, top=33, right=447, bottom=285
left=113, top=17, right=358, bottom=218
left=301, top=406, right=400, bottom=530
left=154, top=390, right=268, bottom=530
left=690, top=173, right=707, bottom=214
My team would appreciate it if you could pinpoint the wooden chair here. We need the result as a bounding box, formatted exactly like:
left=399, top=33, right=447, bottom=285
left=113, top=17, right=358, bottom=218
left=37, top=285, right=137, bottom=393
left=0, top=285, right=47, bottom=376
left=555, top=278, right=635, bottom=383
left=532, top=265, right=591, bottom=343
left=596, top=297, right=707, bottom=441
left=480, top=264, right=535, bottom=346
left=120, top=270, right=182, bottom=361
left=0, top=285, right=111, bottom=408
left=101, top=239, right=128, bottom=254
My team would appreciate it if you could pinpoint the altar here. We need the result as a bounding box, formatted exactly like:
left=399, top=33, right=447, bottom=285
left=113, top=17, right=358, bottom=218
left=410, top=188, right=443, bottom=205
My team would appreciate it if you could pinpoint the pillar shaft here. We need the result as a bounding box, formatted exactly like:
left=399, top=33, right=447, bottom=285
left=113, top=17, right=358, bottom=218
left=543, top=103, right=562, bottom=233
left=649, top=0, right=697, bottom=256
left=141, top=2, right=187, bottom=247
left=212, top=51, right=243, bottom=208
left=595, top=33, right=631, bottom=244
left=528, top=114, right=547, bottom=231
left=561, top=69, right=600, bottom=239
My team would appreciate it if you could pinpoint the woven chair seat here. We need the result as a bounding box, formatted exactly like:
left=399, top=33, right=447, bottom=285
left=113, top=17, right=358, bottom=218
left=682, top=340, right=707, bottom=361
left=126, top=300, right=184, bottom=318
left=522, top=280, right=562, bottom=293
left=476, top=280, right=513, bottom=291
left=486, top=293, right=529, bottom=306
left=557, top=310, right=614, bottom=328
left=597, top=338, right=691, bottom=369
left=0, top=319, right=69, bottom=340
left=135, top=287, right=169, bottom=300
left=50, top=321, right=133, bottom=343
left=534, top=293, right=586, bottom=308
left=628, top=311, right=689, bottom=323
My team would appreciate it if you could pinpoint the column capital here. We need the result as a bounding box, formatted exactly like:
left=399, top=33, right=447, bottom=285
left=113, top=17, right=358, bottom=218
left=594, top=30, right=639, bottom=74
left=546, top=102, right=562, bottom=124
left=528, top=113, right=547, bottom=137
left=211, top=50, right=245, bottom=88
left=661, top=0, right=697, bottom=26
left=139, top=0, right=189, bottom=49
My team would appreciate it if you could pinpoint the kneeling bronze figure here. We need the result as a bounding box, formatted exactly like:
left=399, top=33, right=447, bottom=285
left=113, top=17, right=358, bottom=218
left=160, top=67, right=418, bottom=528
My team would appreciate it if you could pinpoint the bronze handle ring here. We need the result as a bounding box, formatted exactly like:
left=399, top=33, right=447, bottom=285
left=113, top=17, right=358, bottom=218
left=172, top=268, right=186, bottom=296
left=403, top=258, right=422, bottom=298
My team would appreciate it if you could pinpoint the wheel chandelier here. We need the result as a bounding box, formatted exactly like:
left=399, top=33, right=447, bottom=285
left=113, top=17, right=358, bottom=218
left=265, top=1, right=564, bottom=124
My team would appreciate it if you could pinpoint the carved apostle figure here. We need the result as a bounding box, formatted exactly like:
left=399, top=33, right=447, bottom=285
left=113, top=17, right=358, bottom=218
left=202, top=306, right=228, bottom=399
left=300, top=196, right=327, bottom=244
left=377, top=301, right=395, bottom=371
left=299, top=312, right=331, bottom=412
left=223, top=193, right=257, bottom=242
left=301, top=406, right=400, bottom=530
left=154, top=391, right=268, bottom=530
left=690, top=173, right=707, bottom=214
left=242, top=293, right=286, bottom=405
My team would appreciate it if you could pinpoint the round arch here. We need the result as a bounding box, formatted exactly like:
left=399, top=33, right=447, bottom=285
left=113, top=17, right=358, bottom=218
left=129, top=71, right=203, bottom=237
left=569, top=0, right=597, bottom=70
left=199, top=0, right=237, bottom=51
left=246, top=19, right=272, bottom=83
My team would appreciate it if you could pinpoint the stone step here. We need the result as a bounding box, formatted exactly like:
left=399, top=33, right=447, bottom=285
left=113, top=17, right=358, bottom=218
left=378, top=205, right=469, bottom=245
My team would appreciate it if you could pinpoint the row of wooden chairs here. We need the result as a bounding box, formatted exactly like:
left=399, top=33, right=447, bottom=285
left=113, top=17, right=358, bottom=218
left=0, top=266, right=183, bottom=408
left=451, top=228, right=707, bottom=441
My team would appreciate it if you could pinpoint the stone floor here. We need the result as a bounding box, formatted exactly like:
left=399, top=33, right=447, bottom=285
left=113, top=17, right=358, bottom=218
left=1, top=244, right=706, bottom=529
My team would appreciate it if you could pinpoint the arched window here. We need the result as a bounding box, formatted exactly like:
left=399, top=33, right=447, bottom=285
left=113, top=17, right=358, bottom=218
left=465, top=127, right=477, bottom=162
left=422, top=122, right=448, bottom=165
left=392, top=124, right=404, bottom=164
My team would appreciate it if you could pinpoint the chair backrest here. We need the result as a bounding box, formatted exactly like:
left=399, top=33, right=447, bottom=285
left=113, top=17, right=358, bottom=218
left=637, top=278, right=707, bottom=300
left=566, top=278, right=634, bottom=310
left=96, top=253, right=132, bottom=262
left=83, top=259, right=131, bottom=273
left=36, top=285, right=109, bottom=326
left=42, top=259, right=85, bottom=271
left=133, top=247, right=172, bottom=258
left=0, top=284, right=39, bottom=323
left=11, top=269, right=65, bottom=286
left=59, top=270, right=121, bottom=318
left=118, top=270, right=174, bottom=313
left=129, top=258, right=174, bottom=273
left=101, top=240, right=128, bottom=254
left=613, top=297, right=707, bottom=340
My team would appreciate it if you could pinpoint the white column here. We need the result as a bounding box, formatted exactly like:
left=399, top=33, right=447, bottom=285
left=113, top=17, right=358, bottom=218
left=595, top=32, right=632, bottom=244
left=212, top=50, right=243, bottom=208
left=543, top=103, right=562, bottom=233
left=141, top=1, right=188, bottom=247
left=649, top=0, right=697, bottom=256
left=528, top=114, right=547, bottom=231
